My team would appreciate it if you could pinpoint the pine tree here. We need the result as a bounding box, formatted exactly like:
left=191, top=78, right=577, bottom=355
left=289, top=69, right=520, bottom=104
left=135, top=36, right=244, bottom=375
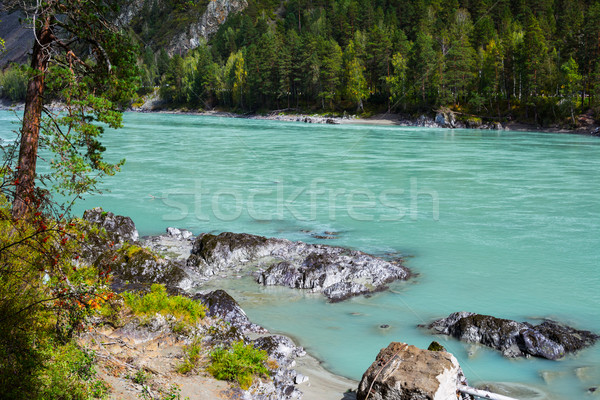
left=318, top=38, right=343, bottom=109
left=7, top=0, right=138, bottom=218
left=408, top=31, right=438, bottom=104
left=445, top=9, right=477, bottom=105
left=561, top=57, right=583, bottom=124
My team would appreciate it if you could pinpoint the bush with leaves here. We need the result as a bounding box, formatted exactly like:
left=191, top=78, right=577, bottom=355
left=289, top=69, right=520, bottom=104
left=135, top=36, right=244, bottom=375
left=0, top=65, right=28, bottom=102
left=0, top=193, right=115, bottom=399
left=208, top=340, right=270, bottom=390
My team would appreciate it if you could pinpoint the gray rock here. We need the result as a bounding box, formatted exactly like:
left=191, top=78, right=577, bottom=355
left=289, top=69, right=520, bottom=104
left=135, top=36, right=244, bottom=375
left=165, top=227, right=194, bottom=240
left=356, top=342, right=472, bottom=400
left=83, top=207, right=139, bottom=243
left=111, top=249, right=190, bottom=291
left=168, top=0, right=248, bottom=54
left=435, top=112, right=446, bottom=126
left=425, top=312, right=599, bottom=360
left=492, top=121, right=504, bottom=130
left=193, top=290, right=266, bottom=334
left=186, top=232, right=410, bottom=301
left=166, top=227, right=182, bottom=237
left=253, top=335, right=304, bottom=399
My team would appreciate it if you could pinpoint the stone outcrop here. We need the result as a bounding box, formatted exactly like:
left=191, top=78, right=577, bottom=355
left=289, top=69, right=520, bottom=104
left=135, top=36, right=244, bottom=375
left=82, top=209, right=193, bottom=292
left=194, top=290, right=306, bottom=399
left=193, top=289, right=266, bottom=334
left=432, top=109, right=504, bottom=130
left=0, top=11, right=32, bottom=65
left=83, top=207, right=139, bottom=243
left=356, top=342, right=472, bottom=400
left=252, top=335, right=307, bottom=399
left=186, top=231, right=410, bottom=302
left=169, top=0, right=248, bottom=54
left=425, top=312, right=599, bottom=360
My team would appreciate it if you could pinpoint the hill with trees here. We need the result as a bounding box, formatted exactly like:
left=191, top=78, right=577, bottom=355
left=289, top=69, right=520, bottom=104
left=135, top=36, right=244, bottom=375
left=3, top=0, right=600, bottom=128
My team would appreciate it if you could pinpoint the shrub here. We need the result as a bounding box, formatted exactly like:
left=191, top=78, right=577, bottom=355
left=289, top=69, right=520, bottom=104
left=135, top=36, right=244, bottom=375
left=0, top=65, right=28, bottom=102
left=208, top=341, right=269, bottom=390
left=176, top=338, right=203, bottom=374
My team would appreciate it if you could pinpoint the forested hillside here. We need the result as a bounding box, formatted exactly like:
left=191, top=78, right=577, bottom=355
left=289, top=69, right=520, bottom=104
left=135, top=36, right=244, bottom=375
left=3, top=0, right=600, bottom=126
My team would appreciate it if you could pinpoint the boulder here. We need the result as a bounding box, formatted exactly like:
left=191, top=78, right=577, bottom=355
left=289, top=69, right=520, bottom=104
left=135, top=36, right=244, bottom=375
left=356, top=342, right=472, bottom=400
left=425, top=312, right=599, bottom=360
left=193, top=290, right=266, bottom=334
left=166, top=227, right=194, bottom=240
left=83, top=207, right=139, bottom=243
left=253, top=335, right=306, bottom=399
left=186, top=232, right=410, bottom=301
left=434, top=109, right=457, bottom=128
left=81, top=209, right=194, bottom=292
left=110, top=246, right=190, bottom=291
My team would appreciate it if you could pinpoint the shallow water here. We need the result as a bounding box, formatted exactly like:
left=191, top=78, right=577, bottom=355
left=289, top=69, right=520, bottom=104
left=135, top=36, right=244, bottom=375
left=1, top=111, right=599, bottom=398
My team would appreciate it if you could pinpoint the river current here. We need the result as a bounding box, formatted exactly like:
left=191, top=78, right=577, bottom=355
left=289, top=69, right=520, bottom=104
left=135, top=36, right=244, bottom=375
left=1, top=111, right=599, bottom=399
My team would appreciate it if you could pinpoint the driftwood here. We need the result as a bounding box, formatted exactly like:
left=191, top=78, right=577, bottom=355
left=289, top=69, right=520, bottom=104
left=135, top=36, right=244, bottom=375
left=458, top=385, right=519, bottom=400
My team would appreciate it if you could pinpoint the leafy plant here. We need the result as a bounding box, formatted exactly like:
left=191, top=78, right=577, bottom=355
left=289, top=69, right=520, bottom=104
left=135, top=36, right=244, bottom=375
left=122, top=284, right=206, bottom=324
left=128, top=368, right=150, bottom=385
left=208, top=341, right=269, bottom=390
left=176, top=338, right=203, bottom=374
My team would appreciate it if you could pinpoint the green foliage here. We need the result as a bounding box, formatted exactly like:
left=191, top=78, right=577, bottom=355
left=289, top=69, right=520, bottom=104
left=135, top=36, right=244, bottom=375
left=208, top=341, right=269, bottom=390
left=128, top=368, right=150, bottom=385
left=38, top=342, right=109, bottom=399
left=0, top=65, right=28, bottom=102
left=122, top=283, right=206, bottom=324
left=134, top=0, right=600, bottom=125
left=176, top=337, right=203, bottom=374
left=0, top=198, right=114, bottom=398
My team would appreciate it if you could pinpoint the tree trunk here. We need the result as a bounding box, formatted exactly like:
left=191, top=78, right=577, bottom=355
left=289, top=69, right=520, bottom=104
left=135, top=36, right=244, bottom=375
left=12, top=17, right=52, bottom=219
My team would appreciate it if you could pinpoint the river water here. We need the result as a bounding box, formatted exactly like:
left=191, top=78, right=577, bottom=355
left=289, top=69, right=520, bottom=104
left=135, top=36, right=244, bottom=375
left=1, top=111, right=599, bottom=398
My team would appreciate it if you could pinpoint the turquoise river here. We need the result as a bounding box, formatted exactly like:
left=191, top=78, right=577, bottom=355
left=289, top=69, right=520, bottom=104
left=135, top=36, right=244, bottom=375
left=1, top=111, right=599, bottom=399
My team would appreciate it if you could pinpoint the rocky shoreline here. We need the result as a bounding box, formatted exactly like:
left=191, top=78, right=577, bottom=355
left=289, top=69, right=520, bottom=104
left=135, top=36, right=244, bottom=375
left=143, top=108, right=600, bottom=136
left=78, top=208, right=600, bottom=399
left=3, top=99, right=599, bottom=136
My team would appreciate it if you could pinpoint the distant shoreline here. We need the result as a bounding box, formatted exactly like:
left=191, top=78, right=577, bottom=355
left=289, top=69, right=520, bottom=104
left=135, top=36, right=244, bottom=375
left=2, top=100, right=599, bottom=136
left=132, top=106, right=600, bottom=136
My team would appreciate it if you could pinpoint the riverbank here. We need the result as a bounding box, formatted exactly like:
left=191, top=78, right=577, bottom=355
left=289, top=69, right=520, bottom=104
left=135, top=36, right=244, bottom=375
left=139, top=107, right=600, bottom=136
left=100, top=214, right=363, bottom=400
left=2, top=98, right=598, bottom=135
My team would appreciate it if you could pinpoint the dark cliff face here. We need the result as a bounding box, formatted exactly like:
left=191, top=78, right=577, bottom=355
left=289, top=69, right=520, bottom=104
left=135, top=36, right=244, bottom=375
left=0, top=11, right=33, bottom=66
left=0, top=0, right=248, bottom=66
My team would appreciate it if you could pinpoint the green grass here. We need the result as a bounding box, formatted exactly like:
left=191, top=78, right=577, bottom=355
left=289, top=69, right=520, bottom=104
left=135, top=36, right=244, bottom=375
left=208, top=341, right=269, bottom=390
left=122, top=284, right=206, bottom=324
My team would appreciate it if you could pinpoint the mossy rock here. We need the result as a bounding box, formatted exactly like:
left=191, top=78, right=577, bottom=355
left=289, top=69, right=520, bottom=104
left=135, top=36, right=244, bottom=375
left=427, top=341, right=446, bottom=352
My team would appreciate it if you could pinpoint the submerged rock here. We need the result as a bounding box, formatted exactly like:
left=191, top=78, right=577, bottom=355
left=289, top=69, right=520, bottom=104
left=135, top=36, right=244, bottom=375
left=186, top=231, right=410, bottom=301
left=425, top=312, right=599, bottom=360
left=356, top=342, right=472, bottom=400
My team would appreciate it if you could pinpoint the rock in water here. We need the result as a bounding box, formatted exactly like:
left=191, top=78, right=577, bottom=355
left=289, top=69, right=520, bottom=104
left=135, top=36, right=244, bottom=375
left=186, top=231, right=410, bottom=301
left=425, top=312, right=599, bottom=360
left=356, top=342, right=472, bottom=400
